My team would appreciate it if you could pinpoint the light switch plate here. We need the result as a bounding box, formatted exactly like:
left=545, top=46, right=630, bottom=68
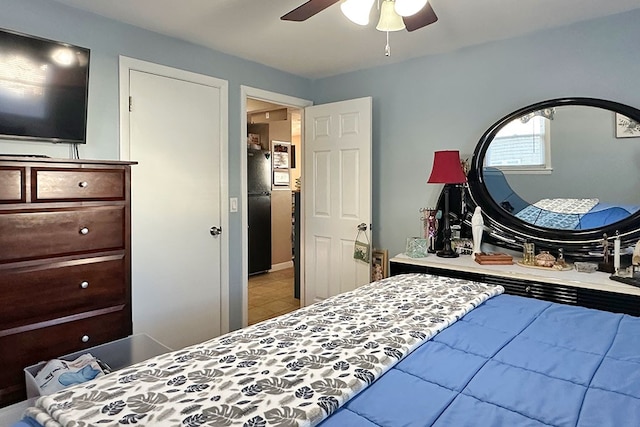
left=230, top=197, right=238, bottom=212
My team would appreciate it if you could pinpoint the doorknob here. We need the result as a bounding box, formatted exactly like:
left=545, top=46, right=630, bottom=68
left=210, top=226, right=222, bottom=236
left=357, top=223, right=367, bottom=231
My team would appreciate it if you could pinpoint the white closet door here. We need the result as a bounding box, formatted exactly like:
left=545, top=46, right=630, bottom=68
left=129, top=69, right=222, bottom=350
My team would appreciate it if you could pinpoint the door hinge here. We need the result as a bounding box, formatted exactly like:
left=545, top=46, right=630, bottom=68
left=129, top=96, right=133, bottom=112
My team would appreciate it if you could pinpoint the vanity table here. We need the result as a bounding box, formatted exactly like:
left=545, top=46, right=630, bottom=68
left=390, top=254, right=640, bottom=316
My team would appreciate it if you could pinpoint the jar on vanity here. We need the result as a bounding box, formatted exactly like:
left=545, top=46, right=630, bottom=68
left=534, top=251, right=556, bottom=268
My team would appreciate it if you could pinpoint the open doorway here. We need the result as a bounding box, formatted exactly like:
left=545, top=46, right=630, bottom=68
left=241, top=91, right=373, bottom=326
left=246, top=100, right=301, bottom=325
left=241, top=87, right=312, bottom=327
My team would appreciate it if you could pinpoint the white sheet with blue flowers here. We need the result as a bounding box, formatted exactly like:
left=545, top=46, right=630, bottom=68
left=24, top=274, right=503, bottom=427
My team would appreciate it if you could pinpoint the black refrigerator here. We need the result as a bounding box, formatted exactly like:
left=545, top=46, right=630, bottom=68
left=248, top=148, right=272, bottom=274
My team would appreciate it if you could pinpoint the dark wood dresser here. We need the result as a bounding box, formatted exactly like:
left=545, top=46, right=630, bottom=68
left=0, top=156, right=135, bottom=407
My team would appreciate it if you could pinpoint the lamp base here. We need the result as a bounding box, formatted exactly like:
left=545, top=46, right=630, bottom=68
left=436, top=248, right=459, bottom=258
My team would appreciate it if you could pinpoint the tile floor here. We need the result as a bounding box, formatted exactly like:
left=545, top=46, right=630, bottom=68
left=248, top=268, right=299, bottom=325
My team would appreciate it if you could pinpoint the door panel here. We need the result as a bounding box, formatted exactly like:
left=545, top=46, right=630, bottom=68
left=340, top=149, right=360, bottom=218
left=312, top=236, right=331, bottom=300
left=304, top=97, right=372, bottom=304
left=129, top=70, right=222, bottom=350
left=313, top=150, right=331, bottom=217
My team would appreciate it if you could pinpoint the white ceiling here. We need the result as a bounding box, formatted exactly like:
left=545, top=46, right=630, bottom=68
left=51, top=0, right=640, bottom=79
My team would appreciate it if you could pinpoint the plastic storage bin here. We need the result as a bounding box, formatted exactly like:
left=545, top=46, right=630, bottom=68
left=24, top=334, right=170, bottom=398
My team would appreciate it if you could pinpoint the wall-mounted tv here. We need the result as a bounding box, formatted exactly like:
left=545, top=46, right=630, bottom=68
left=0, top=28, right=90, bottom=144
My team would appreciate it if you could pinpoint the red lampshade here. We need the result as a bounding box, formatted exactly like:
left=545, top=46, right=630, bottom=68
left=427, top=150, right=467, bottom=184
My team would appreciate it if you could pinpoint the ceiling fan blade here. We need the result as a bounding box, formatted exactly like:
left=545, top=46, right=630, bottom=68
left=281, top=0, right=341, bottom=21
left=403, top=2, right=438, bottom=32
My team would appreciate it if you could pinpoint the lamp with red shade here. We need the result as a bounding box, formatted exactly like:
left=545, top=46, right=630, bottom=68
left=427, top=150, right=467, bottom=258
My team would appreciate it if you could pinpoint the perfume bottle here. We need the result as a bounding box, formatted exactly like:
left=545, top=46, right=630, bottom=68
left=556, top=248, right=566, bottom=268
left=523, top=241, right=535, bottom=265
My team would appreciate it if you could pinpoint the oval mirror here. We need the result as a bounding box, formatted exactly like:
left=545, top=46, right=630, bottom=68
left=467, top=98, right=640, bottom=258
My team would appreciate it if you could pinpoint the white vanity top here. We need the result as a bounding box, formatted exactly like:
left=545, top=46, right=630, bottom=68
left=391, top=253, right=640, bottom=297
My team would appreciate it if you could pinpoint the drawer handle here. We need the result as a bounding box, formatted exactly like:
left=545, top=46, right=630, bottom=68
left=78, top=181, right=89, bottom=188
left=80, top=281, right=89, bottom=289
left=81, top=335, right=90, bottom=343
left=79, top=227, right=90, bottom=235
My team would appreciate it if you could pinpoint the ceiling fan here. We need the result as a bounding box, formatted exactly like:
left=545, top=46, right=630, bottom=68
left=281, top=0, right=438, bottom=32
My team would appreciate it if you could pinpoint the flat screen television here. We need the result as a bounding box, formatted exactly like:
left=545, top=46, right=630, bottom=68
left=0, top=28, right=90, bottom=144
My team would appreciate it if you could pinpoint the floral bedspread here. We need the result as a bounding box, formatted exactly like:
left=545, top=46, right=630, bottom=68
left=533, top=198, right=599, bottom=214
left=26, top=274, right=503, bottom=427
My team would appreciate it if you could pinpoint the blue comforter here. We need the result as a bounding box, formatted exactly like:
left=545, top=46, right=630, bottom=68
left=320, top=294, right=640, bottom=427
left=516, top=202, right=639, bottom=229
left=14, top=294, right=640, bottom=426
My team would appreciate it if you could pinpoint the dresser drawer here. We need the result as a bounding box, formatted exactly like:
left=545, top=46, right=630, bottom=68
left=0, top=257, right=126, bottom=329
left=33, top=168, right=125, bottom=201
left=0, top=309, right=129, bottom=405
left=0, top=167, right=25, bottom=203
left=0, top=206, right=125, bottom=263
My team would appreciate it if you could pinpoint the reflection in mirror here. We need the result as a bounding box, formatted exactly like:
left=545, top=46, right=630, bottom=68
left=467, top=98, right=640, bottom=258
left=486, top=110, right=551, bottom=171
left=483, top=105, right=640, bottom=231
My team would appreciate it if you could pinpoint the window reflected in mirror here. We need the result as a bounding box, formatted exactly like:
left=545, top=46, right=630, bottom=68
left=485, top=115, right=550, bottom=171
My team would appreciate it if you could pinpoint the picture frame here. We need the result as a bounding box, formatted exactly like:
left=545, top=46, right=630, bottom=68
left=615, top=113, right=640, bottom=138
left=272, top=141, right=291, bottom=187
left=371, top=249, right=389, bottom=282
left=272, top=141, right=290, bottom=168
left=273, top=170, right=290, bottom=186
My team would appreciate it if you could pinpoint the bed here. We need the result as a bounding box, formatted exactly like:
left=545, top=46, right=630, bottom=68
left=515, top=198, right=640, bottom=230
left=484, top=167, right=640, bottom=229
left=12, top=274, right=640, bottom=426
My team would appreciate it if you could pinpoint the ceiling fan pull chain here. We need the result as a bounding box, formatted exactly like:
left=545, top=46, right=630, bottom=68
left=385, top=31, right=391, bottom=56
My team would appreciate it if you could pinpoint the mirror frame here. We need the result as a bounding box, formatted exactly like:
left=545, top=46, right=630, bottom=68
left=467, top=97, right=640, bottom=259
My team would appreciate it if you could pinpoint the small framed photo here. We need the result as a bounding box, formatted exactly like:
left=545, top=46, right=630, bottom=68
left=615, top=113, right=640, bottom=138
left=272, top=141, right=290, bottom=168
left=371, top=249, right=389, bottom=282
left=273, top=170, right=290, bottom=186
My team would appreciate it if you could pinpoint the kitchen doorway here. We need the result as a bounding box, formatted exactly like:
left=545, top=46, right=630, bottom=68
left=242, top=88, right=311, bottom=326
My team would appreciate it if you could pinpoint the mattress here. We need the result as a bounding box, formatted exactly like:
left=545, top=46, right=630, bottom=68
left=320, top=293, right=640, bottom=427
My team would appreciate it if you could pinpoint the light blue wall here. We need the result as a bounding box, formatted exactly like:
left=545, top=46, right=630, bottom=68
left=3, top=0, right=640, bottom=332
left=0, top=0, right=313, bottom=331
left=312, top=9, right=640, bottom=259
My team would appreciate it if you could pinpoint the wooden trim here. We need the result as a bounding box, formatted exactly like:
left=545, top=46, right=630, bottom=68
left=0, top=305, right=125, bottom=338
left=0, top=251, right=124, bottom=273
left=0, top=156, right=137, bottom=166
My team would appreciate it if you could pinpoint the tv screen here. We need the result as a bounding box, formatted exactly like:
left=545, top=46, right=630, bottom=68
left=0, top=28, right=90, bottom=144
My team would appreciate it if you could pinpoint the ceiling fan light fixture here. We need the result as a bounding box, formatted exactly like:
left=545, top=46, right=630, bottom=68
left=376, top=0, right=406, bottom=31
left=341, top=0, right=375, bottom=26
left=394, top=0, right=428, bottom=17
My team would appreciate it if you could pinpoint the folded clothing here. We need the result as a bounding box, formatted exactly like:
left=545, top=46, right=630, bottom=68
left=34, top=353, right=105, bottom=395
